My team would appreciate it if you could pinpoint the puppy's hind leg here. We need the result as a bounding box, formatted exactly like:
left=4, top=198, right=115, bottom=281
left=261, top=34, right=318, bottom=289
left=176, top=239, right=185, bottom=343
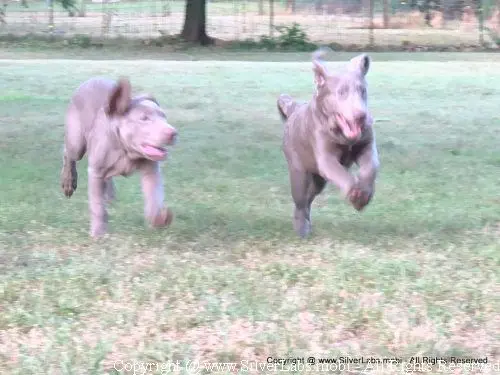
left=289, top=168, right=315, bottom=238
left=305, top=173, right=327, bottom=229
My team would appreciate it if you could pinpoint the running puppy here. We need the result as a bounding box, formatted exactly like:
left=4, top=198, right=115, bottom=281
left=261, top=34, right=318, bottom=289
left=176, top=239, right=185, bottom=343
left=277, top=49, right=380, bottom=238
left=60, top=77, right=177, bottom=237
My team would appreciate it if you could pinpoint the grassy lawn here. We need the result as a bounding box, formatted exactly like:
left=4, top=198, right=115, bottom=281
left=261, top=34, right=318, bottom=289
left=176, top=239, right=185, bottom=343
left=0, top=52, right=499, bottom=374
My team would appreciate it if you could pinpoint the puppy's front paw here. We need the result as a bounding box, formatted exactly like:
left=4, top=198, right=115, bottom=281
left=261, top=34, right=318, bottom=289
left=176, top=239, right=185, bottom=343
left=90, top=223, right=108, bottom=238
left=151, top=207, right=174, bottom=228
left=348, top=182, right=373, bottom=211
left=294, top=217, right=311, bottom=238
left=61, top=170, right=77, bottom=198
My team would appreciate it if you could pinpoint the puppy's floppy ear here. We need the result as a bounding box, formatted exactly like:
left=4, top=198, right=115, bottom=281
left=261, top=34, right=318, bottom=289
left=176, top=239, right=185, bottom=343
left=312, top=47, right=331, bottom=89
left=348, top=54, right=370, bottom=77
left=107, top=77, right=132, bottom=116
left=313, top=60, right=329, bottom=89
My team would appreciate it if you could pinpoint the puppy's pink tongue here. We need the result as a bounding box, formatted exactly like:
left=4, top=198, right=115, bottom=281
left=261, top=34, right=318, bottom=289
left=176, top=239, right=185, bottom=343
left=142, top=145, right=166, bottom=157
left=345, top=128, right=360, bottom=139
left=336, top=115, right=359, bottom=139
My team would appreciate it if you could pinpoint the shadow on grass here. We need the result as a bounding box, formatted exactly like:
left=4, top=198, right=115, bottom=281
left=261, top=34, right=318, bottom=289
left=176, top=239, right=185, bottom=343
left=88, top=203, right=486, bottom=249
left=1, top=191, right=490, bottom=253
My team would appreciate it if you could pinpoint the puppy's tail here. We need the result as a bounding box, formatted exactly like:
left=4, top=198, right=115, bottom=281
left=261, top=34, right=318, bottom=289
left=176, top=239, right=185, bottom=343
left=277, top=94, right=298, bottom=123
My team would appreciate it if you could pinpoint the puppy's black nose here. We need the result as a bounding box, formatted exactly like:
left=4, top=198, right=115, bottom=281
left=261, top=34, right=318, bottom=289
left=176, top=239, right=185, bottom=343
left=164, top=127, right=177, bottom=145
left=169, top=131, right=177, bottom=144
left=354, top=113, right=367, bottom=126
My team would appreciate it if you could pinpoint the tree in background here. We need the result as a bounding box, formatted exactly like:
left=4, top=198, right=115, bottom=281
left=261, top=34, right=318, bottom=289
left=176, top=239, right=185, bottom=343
left=315, top=0, right=323, bottom=14
left=78, top=0, right=86, bottom=17
left=181, top=0, right=214, bottom=45
left=285, top=0, right=296, bottom=13
left=410, top=0, right=442, bottom=25
left=44, top=0, right=78, bottom=17
left=0, top=2, right=6, bottom=25
left=59, top=0, right=78, bottom=16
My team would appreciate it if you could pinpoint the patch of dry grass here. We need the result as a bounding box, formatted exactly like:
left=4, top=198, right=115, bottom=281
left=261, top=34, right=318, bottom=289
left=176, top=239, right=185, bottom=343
left=1, top=236, right=499, bottom=373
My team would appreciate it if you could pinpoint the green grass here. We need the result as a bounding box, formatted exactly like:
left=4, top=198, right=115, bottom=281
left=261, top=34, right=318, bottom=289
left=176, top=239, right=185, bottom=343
left=0, top=51, right=499, bottom=374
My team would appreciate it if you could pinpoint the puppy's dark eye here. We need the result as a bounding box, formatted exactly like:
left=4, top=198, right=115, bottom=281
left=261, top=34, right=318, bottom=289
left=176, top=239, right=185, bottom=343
left=141, top=115, right=149, bottom=121
left=338, top=85, right=348, bottom=99
left=358, top=86, right=367, bottom=98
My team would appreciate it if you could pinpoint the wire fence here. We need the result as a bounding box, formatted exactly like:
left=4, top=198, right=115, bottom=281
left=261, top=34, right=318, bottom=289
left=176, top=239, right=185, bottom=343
left=1, top=0, right=499, bottom=47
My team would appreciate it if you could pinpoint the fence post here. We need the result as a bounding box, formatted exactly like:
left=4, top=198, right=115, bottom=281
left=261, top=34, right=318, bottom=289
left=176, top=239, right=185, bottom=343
left=368, top=0, right=374, bottom=47
left=47, top=0, right=54, bottom=38
left=383, top=0, right=389, bottom=28
left=101, top=1, right=105, bottom=37
left=153, top=0, right=158, bottom=35
left=230, top=0, right=237, bottom=40
left=101, top=1, right=109, bottom=37
left=242, top=0, right=247, bottom=33
left=79, top=0, right=86, bottom=17
left=269, top=0, right=274, bottom=37
left=478, top=0, right=484, bottom=46
left=259, top=0, right=264, bottom=15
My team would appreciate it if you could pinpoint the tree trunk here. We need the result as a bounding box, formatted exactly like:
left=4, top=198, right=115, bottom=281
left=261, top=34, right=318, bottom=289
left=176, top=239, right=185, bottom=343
left=314, top=0, right=323, bottom=15
left=181, top=0, right=214, bottom=45
left=78, top=0, right=86, bottom=17
left=382, top=0, right=389, bottom=28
